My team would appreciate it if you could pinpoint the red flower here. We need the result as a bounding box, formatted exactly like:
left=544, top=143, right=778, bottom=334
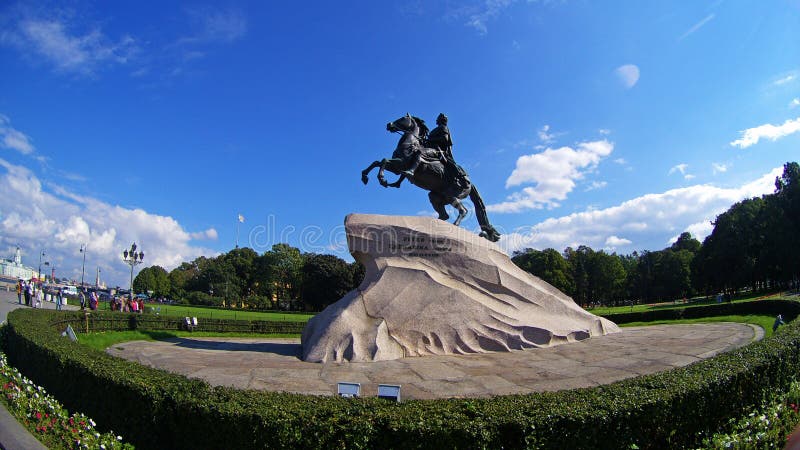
left=35, top=411, right=42, bottom=420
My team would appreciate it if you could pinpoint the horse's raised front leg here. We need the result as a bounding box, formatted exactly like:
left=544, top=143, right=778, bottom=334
left=362, top=160, right=382, bottom=185
left=378, top=158, right=405, bottom=187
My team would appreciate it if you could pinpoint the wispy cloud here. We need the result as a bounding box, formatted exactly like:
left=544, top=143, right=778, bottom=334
left=538, top=125, right=555, bottom=143
left=0, top=115, right=35, bottom=155
left=669, top=163, right=695, bottom=180
left=668, top=163, right=688, bottom=175
left=615, top=64, right=640, bottom=89
left=790, top=98, right=800, bottom=109
left=773, top=74, right=796, bottom=86
left=178, top=7, right=247, bottom=46
left=488, top=140, right=613, bottom=212
left=1, top=12, right=138, bottom=77
left=585, top=181, right=607, bottom=192
left=678, top=13, right=715, bottom=41
left=712, top=163, right=728, bottom=174
left=730, top=117, right=800, bottom=149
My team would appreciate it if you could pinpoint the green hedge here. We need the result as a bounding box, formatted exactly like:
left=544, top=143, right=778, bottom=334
left=3, top=302, right=800, bottom=449
left=49, top=311, right=306, bottom=335
left=602, top=299, right=800, bottom=324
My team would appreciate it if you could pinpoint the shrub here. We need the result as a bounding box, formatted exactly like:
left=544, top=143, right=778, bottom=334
left=3, top=301, right=800, bottom=449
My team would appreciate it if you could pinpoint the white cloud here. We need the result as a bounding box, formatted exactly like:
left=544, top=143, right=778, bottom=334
left=712, top=163, right=728, bottom=174
left=774, top=74, right=796, bottom=86
left=0, top=115, right=35, bottom=155
left=668, top=163, right=688, bottom=175
left=615, top=64, right=640, bottom=89
left=2, top=15, right=137, bottom=76
left=498, top=167, right=781, bottom=254
left=0, top=159, right=217, bottom=286
left=605, top=235, right=632, bottom=247
left=613, top=158, right=626, bottom=165
left=538, top=125, right=555, bottom=143
left=489, top=140, right=613, bottom=212
left=790, top=98, right=800, bottom=109
left=190, top=229, right=219, bottom=240
left=457, top=0, right=514, bottom=35
left=678, top=13, right=715, bottom=41
left=585, top=181, right=607, bottom=191
left=599, top=129, right=611, bottom=135
left=730, top=117, right=800, bottom=149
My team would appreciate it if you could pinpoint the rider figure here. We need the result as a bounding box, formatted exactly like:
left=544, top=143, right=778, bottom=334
left=402, top=113, right=450, bottom=178
left=428, top=113, right=454, bottom=161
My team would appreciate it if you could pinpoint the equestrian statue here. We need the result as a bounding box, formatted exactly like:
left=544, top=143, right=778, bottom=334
left=361, top=113, right=501, bottom=242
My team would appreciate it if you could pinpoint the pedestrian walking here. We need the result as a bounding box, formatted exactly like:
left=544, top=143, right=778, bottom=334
left=56, top=288, right=63, bottom=311
left=35, top=286, right=43, bottom=308
left=16, top=280, right=23, bottom=304
left=24, top=281, right=32, bottom=306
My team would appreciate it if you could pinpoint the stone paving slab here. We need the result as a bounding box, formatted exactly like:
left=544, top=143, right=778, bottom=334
left=107, top=322, right=757, bottom=400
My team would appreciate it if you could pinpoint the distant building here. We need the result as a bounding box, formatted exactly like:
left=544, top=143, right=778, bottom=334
left=0, top=247, right=38, bottom=281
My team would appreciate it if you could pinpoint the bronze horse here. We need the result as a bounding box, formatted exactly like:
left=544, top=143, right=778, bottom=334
left=361, top=114, right=501, bottom=242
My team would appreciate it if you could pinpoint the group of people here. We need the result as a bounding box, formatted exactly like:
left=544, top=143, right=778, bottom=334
left=16, top=279, right=64, bottom=310
left=109, top=295, right=145, bottom=313
left=78, top=289, right=99, bottom=311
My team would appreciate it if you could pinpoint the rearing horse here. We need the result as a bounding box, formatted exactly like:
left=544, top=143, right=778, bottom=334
left=361, top=114, right=501, bottom=242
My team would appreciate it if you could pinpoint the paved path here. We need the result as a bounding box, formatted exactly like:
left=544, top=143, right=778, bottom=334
left=108, top=322, right=758, bottom=400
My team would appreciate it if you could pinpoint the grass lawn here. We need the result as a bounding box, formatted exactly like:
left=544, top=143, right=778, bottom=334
left=586, top=291, right=795, bottom=316
left=80, top=314, right=782, bottom=352
left=620, top=314, right=779, bottom=337
left=78, top=330, right=301, bottom=352
left=95, top=301, right=314, bottom=322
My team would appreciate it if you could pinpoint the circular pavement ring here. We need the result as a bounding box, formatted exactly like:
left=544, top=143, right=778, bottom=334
left=107, top=322, right=757, bottom=400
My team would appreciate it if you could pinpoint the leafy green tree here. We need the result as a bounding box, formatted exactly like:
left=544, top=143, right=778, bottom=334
left=589, top=251, right=626, bottom=304
left=132, top=265, right=170, bottom=297
left=512, top=248, right=575, bottom=296
left=301, top=254, right=354, bottom=311
left=261, top=244, right=304, bottom=303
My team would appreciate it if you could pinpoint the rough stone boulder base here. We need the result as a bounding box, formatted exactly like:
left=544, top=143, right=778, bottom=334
left=301, top=214, right=620, bottom=363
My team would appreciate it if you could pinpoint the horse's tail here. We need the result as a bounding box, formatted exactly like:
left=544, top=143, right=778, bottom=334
left=468, top=185, right=501, bottom=242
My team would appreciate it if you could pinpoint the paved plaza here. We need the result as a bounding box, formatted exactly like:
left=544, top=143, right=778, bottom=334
left=108, top=322, right=760, bottom=400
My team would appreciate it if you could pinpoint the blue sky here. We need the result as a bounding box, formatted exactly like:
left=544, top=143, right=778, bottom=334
left=0, top=1, right=798, bottom=287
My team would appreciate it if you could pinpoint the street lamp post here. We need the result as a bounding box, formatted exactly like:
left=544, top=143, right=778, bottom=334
left=122, top=243, right=144, bottom=298
left=80, top=244, right=87, bottom=289
left=38, top=250, right=46, bottom=281
left=96, top=267, right=101, bottom=287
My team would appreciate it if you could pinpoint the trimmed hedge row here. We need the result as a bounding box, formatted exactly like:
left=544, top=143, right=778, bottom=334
left=602, top=299, right=800, bottom=324
left=50, top=311, right=306, bottom=335
left=3, top=302, right=800, bottom=449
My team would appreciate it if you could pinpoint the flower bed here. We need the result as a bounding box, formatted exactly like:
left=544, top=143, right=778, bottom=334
left=0, top=352, right=132, bottom=449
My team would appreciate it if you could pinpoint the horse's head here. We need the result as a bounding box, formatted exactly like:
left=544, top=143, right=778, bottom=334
left=386, top=113, right=418, bottom=135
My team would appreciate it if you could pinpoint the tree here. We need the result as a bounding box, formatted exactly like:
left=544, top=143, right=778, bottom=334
left=301, top=254, right=354, bottom=311
left=261, top=244, right=304, bottom=303
left=512, top=248, right=574, bottom=296
left=132, top=265, right=170, bottom=297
